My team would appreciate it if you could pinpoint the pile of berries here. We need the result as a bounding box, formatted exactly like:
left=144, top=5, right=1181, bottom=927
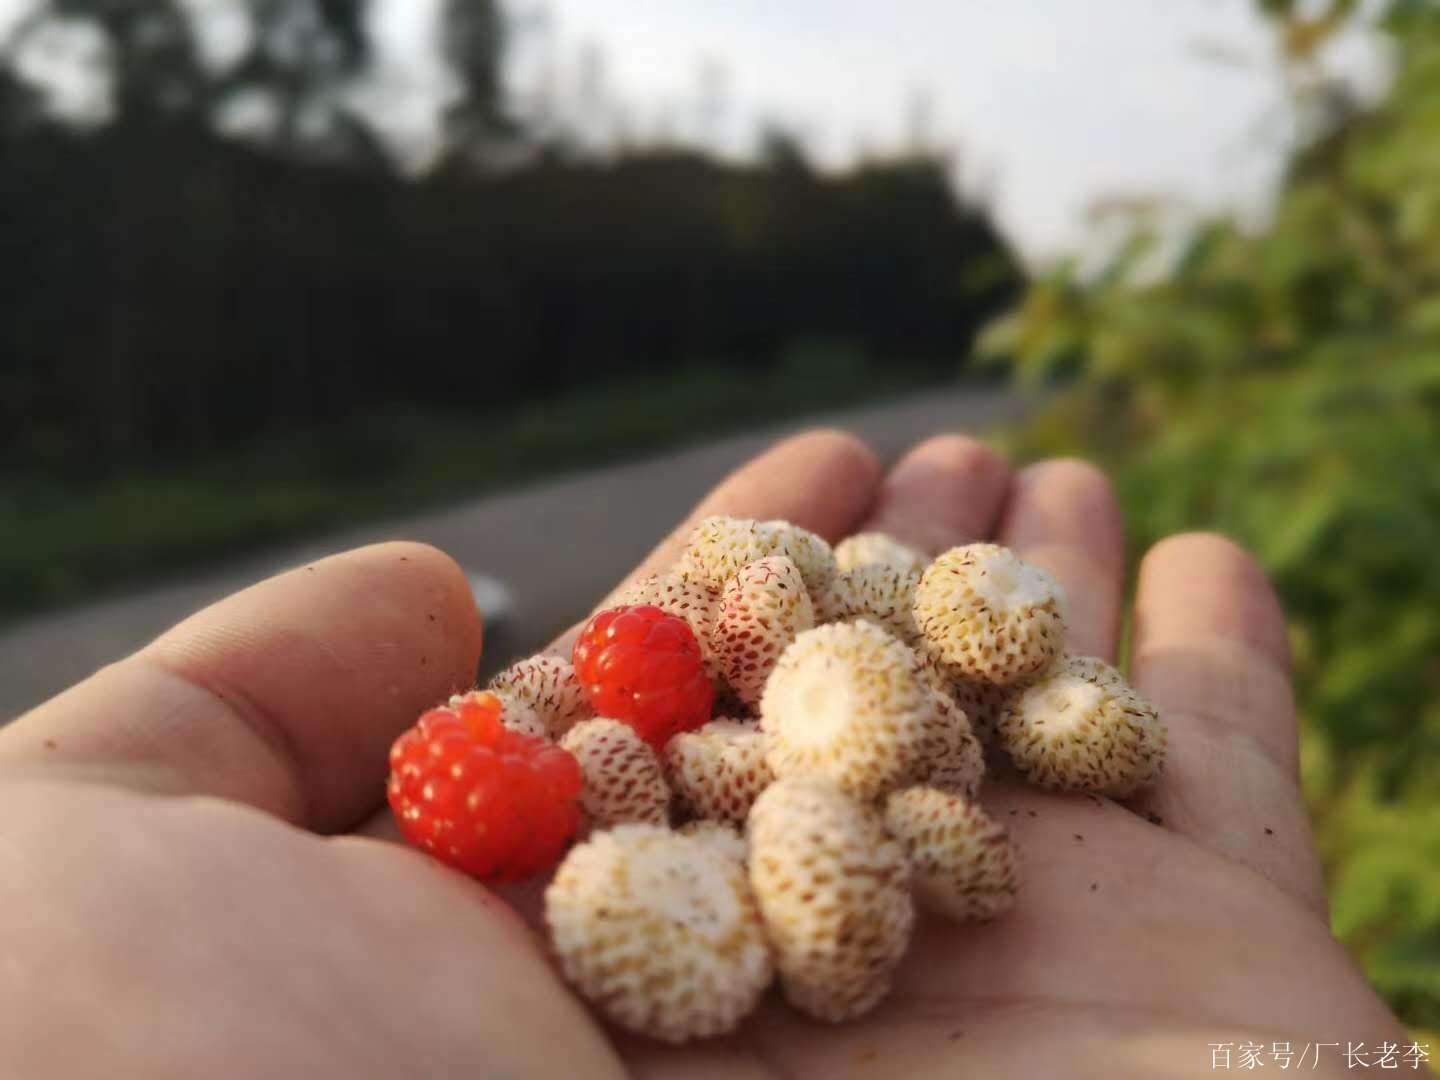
left=387, top=516, right=1169, bottom=1042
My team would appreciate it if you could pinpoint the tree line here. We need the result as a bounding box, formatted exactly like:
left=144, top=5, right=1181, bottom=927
left=0, top=1, right=1021, bottom=472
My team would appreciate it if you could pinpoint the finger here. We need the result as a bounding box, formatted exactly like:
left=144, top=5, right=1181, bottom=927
left=994, top=458, right=1126, bottom=662
left=0, top=543, right=483, bottom=833
left=1128, top=533, right=1326, bottom=912
left=551, top=429, right=882, bottom=653
left=859, top=434, right=1012, bottom=554
left=354, top=809, right=553, bottom=931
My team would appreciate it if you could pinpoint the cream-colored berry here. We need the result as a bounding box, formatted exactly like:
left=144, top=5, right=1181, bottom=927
left=487, top=654, right=593, bottom=739
left=761, top=621, right=931, bottom=799
left=999, top=655, right=1167, bottom=797
left=913, top=687, right=985, bottom=799
left=713, top=555, right=815, bottom=706
left=665, top=719, right=772, bottom=825
left=546, top=825, right=774, bottom=1043
left=913, top=543, right=1067, bottom=685
left=815, top=563, right=922, bottom=643
left=748, top=779, right=914, bottom=1022
left=678, top=820, right=748, bottom=863
left=559, top=719, right=671, bottom=827
left=678, top=515, right=838, bottom=595
left=910, top=641, right=952, bottom=693
left=912, top=643, right=1020, bottom=747
left=834, top=532, right=928, bottom=575
left=883, top=787, right=1020, bottom=922
left=949, top=677, right=1020, bottom=747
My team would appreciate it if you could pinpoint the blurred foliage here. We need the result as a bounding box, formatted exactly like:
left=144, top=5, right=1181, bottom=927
left=0, top=2, right=1013, bottom=616
left=0, top=1, right=1019, bottom=613
left=0, top=0, right=1016, bottom=472
left=983, top=0, right=1440, bottom=1030
left=0, top=356, right=941, bottom=613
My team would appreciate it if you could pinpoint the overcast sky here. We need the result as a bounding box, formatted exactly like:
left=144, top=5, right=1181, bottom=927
left=1, top=0, right=1389, bottom=260
left=512, top=0, right=1388, bottom=259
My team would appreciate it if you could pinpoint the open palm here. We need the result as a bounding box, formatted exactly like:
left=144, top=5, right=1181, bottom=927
left=0, top=431, right=1408, bottom=1079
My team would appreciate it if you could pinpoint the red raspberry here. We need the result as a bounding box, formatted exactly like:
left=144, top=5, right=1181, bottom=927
left=573, top=604, right=715, bottom=748
left=387, top=692, right=582, bottom=881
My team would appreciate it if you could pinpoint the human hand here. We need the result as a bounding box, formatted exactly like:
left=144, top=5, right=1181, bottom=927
left=0, top=432, right=1410, bottom=1078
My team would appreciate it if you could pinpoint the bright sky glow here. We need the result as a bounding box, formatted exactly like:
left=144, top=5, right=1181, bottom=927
left=0, top=0, right=1390, bottom=259
left=513, top=0, right=1389, bottom=258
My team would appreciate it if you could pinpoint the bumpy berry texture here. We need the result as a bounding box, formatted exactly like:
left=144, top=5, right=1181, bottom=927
left=815, top=563, right=922, bottom=644
left=912, top=644, right=1019, bottom=748
left=884, top=787, right=1019, bottom=921
left=559, top=719, right=672, bottom=828
left=999, top=654, right=1167, bottom=797
left=678, top=820, right=748, bottom=863
left=487, top=654, right=594, bottom=739
left=761, top=621, right=931, bottom=799
left=910, top=642, right=953, bottom=694
left=912, top=687, right=985, bottom=798
left=665, top=719, right=772, bottom=825
left=913, top=543, right=1068, bottom=686
left=388, top=693, right=583, bottom=882
left=834, top=531, right=928, bottom=576
left=948, top=676, right=1019, bottom=748
left=678, top=515, right=838, bottom=595
left=608, top=572, right=723, bottom=681
left=748, top=778, right=915, bottom=1022
left=545, top=824, right=774, bottom=1043
left=713, top=555, right=815, bottom=706
left=448, top=688, right=548, bottom=741
left=573, top=605, right=715, bottom=748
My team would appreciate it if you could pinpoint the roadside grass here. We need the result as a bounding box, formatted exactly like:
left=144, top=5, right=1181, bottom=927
left=0, top=362, right=946, bottom=619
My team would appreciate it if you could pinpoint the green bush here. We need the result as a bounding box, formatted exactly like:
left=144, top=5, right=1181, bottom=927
left=982, top=0, right=1440, bottom=1032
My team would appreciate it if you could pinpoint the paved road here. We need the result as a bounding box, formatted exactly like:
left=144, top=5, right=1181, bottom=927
left=0, top=385, right=1026, bottom=719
